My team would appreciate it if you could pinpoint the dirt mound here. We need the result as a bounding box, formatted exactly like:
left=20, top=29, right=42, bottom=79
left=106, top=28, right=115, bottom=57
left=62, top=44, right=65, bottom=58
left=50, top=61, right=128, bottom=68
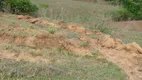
left=98, top=35, right=123, bottom=48
left=16, top=15, right=49, bottom=25
left=124, top=42, right=142, bottom=54
left=0, top=34, right=63, bottom=48
left=96, top=34, right=142, bottom=80
left=16, top=15, right=97, bottom=36
left=0, top=33, right=91, bottom=56
left=98, top=34, right=142, bottom=54
left=68, top=24, right=87, bottom=33
left=16, top=15, right=31, bottom=20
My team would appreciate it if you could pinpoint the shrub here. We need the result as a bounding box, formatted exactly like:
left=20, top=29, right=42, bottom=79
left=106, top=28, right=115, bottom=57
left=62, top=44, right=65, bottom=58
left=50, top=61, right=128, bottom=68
left=111, top=0, right=142, bottom=20
left=94, top=23, right=113, bottom=34
left=112, top=8, right=133, bottom=21
left=0, top=0, right=38, bottom=15
left=0, top=0, right=6, bottom=11
left=8, top=0, right=38, bottom=14
left=122, top=0, right=142, bottom=20
left=48, top=27, right=57, bottom=34
left=0, top=0, right=3, bottom=10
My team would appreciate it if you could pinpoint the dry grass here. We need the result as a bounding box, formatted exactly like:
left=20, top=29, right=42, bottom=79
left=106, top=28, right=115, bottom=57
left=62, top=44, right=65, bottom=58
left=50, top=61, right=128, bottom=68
left=33, top=0, right=118, bottom=23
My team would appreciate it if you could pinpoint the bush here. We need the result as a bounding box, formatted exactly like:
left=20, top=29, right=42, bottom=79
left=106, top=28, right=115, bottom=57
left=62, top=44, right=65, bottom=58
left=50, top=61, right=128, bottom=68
left=0, top=0, right=38, bottom=15
left=0, top=0, right=6, bottom=11
left=122, top=0, right=142, bottom=20
left=8, top=0, right=38, bottom=14
left=112, top=8, right=133, bottom=21
left=111, top=0, right=142, bottom=20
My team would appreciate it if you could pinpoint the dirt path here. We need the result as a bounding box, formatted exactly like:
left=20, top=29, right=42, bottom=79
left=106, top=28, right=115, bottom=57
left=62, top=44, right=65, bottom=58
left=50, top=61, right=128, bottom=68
left=13, top=15, right=142, bottom=80
left=108, top=21, right=142, bottom=32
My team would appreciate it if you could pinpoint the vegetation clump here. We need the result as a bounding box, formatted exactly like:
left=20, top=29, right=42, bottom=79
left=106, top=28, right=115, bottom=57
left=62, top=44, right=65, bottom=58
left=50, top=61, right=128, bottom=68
left=110, top=0, right=142, bottom=20
left=0, top=0, right=38, bottom=15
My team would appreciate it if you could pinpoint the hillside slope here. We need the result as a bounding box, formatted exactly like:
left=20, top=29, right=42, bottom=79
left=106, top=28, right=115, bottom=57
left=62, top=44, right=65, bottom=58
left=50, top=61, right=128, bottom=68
left=0, top=12, right=142, bottom=80
left=0, top=12, right=127, bottom=80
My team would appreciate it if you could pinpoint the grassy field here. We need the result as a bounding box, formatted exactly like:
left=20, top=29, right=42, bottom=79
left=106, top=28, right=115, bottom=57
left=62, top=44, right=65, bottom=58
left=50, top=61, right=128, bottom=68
left=0, top=57, right=126, bottom=80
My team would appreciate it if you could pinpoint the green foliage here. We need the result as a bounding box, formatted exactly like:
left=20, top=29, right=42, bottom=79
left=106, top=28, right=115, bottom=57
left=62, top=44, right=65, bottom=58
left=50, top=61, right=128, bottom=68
left=122, top=0, right=142, bottom=20
left=111, top=0, right=142, bottom=20
left=47, top=27, right=57, bottom=34
left=0, top=0, right=3, bottom=10
left=8, top=0, right=38, bottom=14
left=112, top=8, right=133, bottom=21
left=95, top=24, right=113, bottom=34
left=92, top=49, right=100, bottom=57
left=0, top=0, right=38, bottom=15
left=39, top=4, right=48, bottom=8
left=0, top=0, right=6, bottom=11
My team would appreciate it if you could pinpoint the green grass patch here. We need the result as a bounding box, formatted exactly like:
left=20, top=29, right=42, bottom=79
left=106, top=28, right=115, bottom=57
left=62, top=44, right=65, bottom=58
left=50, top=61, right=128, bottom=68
left=0, top=42, right=126, bottom=80
left=47, top=27, right=57, bottom=34
left=92, top=49, right=100, bottom=57
left=0, top=56, right=126, bottom=80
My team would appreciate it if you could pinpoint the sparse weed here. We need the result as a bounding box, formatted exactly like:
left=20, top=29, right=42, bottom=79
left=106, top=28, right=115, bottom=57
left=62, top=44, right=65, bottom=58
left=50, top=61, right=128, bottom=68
left=80, top=41, right=90, bottom=47
left=94, top=23, right=115, bottom=35
left=1, top=43, right=21, bottom=53
left=92, top=49, right=100, bottom=57
left=38, top=4, right=48, bottom=17
left=57, top=47, right=64, bottom=53
left=95, top=26, right=111, bottom=34
left=64, top=51, right=73, bottom=57
left=48, top=27, right=57, bottom=34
